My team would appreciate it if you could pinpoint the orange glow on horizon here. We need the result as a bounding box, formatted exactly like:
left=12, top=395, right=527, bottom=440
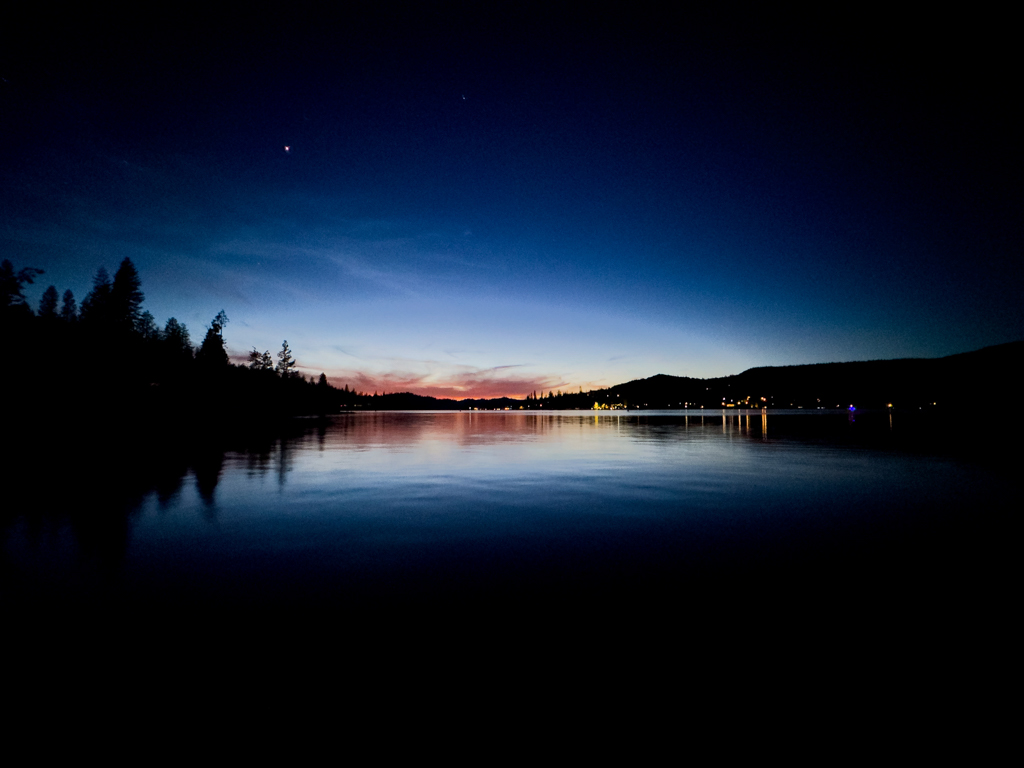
left=311, top=369, right=603, bottom=402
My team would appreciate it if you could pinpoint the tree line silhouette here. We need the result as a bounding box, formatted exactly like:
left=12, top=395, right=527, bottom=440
left=3, top=256, right=1017, bottom=428
left=1, top=257, right=368, bottom=431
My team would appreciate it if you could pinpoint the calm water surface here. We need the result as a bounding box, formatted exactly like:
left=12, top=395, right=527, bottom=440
left=2, top=410, right=1012, bottom=612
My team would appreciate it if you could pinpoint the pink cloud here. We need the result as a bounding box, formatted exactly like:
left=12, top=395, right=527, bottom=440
left=226, top=348, right=604, bottom=399
left=318, top=367, right=578, bottom=400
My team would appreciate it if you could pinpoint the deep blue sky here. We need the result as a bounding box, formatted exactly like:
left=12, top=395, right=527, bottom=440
left=3, top=7, right=1019, bottom=397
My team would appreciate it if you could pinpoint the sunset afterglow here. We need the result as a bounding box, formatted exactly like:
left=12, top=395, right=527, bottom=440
left=3, top=9, right=1018, bottom=398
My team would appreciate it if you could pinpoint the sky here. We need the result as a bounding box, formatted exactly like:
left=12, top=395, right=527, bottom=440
left=2, top=7, right=1019, bottom=398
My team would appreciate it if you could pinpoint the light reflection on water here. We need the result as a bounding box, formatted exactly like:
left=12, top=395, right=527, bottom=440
left=1, top=410, right=1011, bottom=609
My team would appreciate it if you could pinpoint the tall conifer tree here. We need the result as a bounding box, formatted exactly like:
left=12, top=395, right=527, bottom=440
left=111, top=258, right=144, bottom=332
left=60, top=290, right=77, bottom=322
left=38, top=286, right=59, bottom=319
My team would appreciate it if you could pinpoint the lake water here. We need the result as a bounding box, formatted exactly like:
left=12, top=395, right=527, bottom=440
left=2, top=410, right=1014, bottom=624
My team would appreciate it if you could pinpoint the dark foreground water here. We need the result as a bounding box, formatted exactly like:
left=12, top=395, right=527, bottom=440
left=1, top=410, right=1015, bottom=631
left=6, top=408, right=1011, bottom=736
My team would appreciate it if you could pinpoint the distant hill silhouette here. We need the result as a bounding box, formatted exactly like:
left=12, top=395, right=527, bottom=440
left=583, top=341, right=1022, bottom=410
left=365, top=341, right=1022, bottom=411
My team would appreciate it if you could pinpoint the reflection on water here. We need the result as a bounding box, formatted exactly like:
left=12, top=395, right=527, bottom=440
left=1, top=410, right=1014, bottom=613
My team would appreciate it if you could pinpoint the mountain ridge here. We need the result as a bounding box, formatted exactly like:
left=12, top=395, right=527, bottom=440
left=370, top=340, right=1021, bottom=410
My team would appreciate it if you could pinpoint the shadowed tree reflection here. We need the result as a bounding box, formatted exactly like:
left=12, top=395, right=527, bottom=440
left=0, top=422, right=325, bottom=604
left=155, top=456, right=191, bottom=510
left=193, top=449, right=225, bottom=511
left=277, top=439, right=295, bottom=488
left=245, top=440, right=276, bottom=478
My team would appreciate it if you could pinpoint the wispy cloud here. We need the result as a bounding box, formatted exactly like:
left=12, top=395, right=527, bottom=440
left=319, top=362, right=568, bottom=400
